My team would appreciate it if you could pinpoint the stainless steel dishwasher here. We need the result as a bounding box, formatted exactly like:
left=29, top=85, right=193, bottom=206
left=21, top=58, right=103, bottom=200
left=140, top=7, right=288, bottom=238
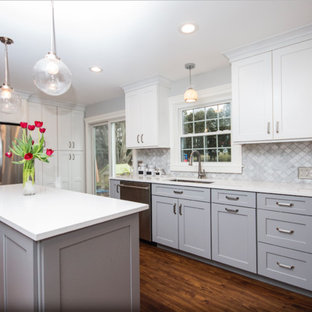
left=119, top=181, right=151, bottom=242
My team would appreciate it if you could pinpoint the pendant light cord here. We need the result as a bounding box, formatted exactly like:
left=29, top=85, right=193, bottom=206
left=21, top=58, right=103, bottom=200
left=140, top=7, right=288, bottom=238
left=189, top=67, right=192, bottom=88
left=50, top=0, right=57, bottom=55
left=4, top=41, right=9, bottom=85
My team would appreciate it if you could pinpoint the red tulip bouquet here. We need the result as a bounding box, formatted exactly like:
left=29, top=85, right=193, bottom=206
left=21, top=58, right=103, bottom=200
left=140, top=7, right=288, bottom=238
left=5, top=121, right=54, bottom=195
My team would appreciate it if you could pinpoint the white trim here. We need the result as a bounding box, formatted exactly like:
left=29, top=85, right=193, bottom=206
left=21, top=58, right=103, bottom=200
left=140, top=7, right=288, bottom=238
left=224, top=23, right=312, bottom=62
left=169, top=84, right=242, bottom=174
left=122, top=75, right=171, bottom=93
left=85, top=110, right=125, bottom=194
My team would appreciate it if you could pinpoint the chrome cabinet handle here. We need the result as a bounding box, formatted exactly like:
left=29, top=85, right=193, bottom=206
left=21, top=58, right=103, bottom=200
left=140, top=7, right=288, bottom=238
left=72, top=141, right=75, bottom=149
left=276, top=121, right=280, bottom=134
left=116, top=184, right=120, bottom=193
left=225, top=195, right=239, bottom=201
left=73, top=153, right=75, bottom=160
left=118, top=184, right=150, bottom=191
left=69, top=141, right=71, bottom=148
left=173, top=190, right=183, bottom=194
left=277, top=261, right=295, bottom=270
left=267, top=122, right=271, bottom=134
left=69, top=154, right=71, bottom=160
left=276, top=202, right=293, bottom=207
left=225, top=208, right=239, bottom=213
left=179, top=204, right=182, bottom=216
left=137, top=135, right=140, bottom=144
left=141, top=134, right=144, bottom=143
left=173, top=203, right=177, bottom=215
left=276, top=227, right=294, bottom=234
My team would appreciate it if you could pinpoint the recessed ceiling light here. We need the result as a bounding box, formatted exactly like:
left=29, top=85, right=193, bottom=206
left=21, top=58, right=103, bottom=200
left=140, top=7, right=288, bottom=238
left=89, top=66, right=103, bottom=73
left=180, top=23, right=198, bottom=34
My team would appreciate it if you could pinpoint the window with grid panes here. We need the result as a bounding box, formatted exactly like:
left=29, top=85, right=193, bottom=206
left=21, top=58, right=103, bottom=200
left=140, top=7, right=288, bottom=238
left=181, top=103, right=231, bottom=163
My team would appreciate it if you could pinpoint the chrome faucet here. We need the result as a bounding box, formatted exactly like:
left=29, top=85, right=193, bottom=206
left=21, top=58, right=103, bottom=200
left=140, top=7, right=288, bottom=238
left=189, top=150, right=206, bottom=179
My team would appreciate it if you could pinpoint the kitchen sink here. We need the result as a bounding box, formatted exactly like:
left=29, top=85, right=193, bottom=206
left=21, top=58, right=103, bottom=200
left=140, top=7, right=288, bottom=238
left=168, top=178, right=214, bottom=184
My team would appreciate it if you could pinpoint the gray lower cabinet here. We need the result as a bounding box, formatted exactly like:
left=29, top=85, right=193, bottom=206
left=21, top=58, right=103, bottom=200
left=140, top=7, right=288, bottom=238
left=109, top=179, right=120, bottom=199
left=211, top=203, right=257, bottom=273
left=0, top=214, right=140, bottom=311
left=152, top=194, right=211, bottom=259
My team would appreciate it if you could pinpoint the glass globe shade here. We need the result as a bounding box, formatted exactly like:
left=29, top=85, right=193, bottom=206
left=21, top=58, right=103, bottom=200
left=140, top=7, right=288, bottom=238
left=33, top=53, right=72, bottom=96
left=0, top=85, right=21, bottom=114
left=184, top=87, right=198, bottom=103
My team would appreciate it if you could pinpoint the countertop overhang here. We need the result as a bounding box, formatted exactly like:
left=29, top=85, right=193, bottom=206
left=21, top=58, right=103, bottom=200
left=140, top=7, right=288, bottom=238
left=0, top=184, right=148, bottom=241
left=110, top=175, right=312, bottom=197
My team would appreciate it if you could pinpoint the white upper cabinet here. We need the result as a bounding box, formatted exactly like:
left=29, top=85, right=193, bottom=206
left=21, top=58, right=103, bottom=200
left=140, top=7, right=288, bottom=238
left=273, top=40, right=312, bottom=140
left=123, top=77, right=170, bottom=149
left=226, top=25, right=312, bottom=143
left=232, top=52, right=273, bottom=142
left=58, top=108, right=84, bottom=150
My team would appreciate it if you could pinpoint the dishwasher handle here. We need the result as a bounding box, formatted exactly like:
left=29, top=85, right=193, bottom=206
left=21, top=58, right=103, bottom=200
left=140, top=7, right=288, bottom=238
left=118, top=184, right=150, bottom=191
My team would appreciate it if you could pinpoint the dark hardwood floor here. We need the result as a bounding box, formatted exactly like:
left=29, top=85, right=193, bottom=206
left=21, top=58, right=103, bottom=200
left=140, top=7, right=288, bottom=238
left=140, top=242, right=312, bottom=312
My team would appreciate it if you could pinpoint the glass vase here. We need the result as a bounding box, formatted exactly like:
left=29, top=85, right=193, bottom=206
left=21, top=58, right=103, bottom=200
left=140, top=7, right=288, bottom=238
left=23, top=161, right=35, bottom=196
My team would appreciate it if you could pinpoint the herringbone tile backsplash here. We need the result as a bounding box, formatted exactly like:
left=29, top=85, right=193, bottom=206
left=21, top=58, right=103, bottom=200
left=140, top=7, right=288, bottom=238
left=136, top=142, right=312, bottom=184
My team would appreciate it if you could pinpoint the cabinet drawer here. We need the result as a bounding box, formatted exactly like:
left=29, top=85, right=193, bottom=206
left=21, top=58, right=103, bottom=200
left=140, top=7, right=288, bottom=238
left=258, top=210, right=312, bottom=253
left=212, top=189, right=255, bottom=208
left=152, top=184, right=210, bottom=202
left=257, top=193, right=312, bottom=215
left=258, top=242, right=312, bottom=291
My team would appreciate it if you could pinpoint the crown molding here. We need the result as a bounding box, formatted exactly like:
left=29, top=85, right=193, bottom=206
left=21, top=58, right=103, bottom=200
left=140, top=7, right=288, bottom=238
left=122, top=75, right=171, bottom=93
left=223, top=23, right=312, bottom=62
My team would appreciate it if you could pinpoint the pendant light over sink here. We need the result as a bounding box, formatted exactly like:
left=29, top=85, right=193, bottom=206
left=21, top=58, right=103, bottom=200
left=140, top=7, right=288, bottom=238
left=33, top=0, right=72, bottom=96
left=184, top=63, right=198, bottom=103
left=0, top=37, right=22, bottom=114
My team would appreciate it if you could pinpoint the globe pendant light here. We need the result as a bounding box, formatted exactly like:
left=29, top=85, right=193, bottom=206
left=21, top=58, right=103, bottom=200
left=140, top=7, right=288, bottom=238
left=0, top=37, right=22, bottom=114
left=184, top=63, right=198, bottom=103
left=33, top=0, right=72, bottom=96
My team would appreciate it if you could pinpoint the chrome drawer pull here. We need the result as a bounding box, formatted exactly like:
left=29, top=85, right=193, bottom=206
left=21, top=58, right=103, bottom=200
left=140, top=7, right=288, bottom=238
left=225, top=208, right=239, bottom=213
left=118, top=184, right=150, bottom=191
left=173, top=203, right=177, bottom=215
left=277, top=262, right=295, bottom=270
left=173, top=190, right=183, bottom=194
left=179, top=204, right=182, bottom=216
left=225, top=195, right=239, bottom=201
left=276, top=227, right=294, bottom=234
left=137, top=135, right=140, bottom=144
left=276, top=202, right=294, bottom=207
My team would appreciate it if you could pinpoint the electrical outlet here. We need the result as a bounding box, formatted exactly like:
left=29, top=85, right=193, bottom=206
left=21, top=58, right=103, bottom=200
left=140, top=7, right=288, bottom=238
left=298, top=167, right=312, bottom=179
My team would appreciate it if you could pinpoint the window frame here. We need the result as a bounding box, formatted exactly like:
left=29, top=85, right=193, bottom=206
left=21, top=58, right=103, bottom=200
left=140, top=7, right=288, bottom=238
left=169, top=84, right=242, bottom=173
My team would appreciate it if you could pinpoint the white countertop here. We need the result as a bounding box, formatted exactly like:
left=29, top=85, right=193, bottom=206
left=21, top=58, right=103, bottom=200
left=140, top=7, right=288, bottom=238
left=0, top=184, right=148, bottom=241
left=110, top=175, right=312, bottom=197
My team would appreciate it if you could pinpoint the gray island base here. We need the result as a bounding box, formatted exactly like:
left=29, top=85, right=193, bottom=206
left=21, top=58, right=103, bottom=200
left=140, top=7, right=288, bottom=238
left=0, top=212, right=140, bottom=311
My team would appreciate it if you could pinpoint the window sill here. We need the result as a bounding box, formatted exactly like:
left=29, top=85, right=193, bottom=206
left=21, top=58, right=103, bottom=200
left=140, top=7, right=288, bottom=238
left=170, top=162, right=242, bottom=174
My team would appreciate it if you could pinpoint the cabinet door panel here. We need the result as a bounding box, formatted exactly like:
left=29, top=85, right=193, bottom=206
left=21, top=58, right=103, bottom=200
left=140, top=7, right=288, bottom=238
left=42, top=105, right=57, bottom=149
left=232, top=52, right=273, bottom=142
left=71, top=110, right=84, bottom=150
left=71, top=151, right=85, bottom=193
left=212, top=203, right=256, bottom=273
left=179, top=199, right=211, bottom=259
left=58, top=151, right=70, bottom=190
left=273, top=39, right=312, bottom=140
left=58, top=108, right=72, bottom=150
left=152, top=196, right=178, bottom=248
left=42, top=151, right=58, bottom=188
left=125, top=92, right=140, bottom=148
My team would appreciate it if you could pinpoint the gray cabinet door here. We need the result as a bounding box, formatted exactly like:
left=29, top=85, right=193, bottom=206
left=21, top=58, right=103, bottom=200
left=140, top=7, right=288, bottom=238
left=211, top=203, right=257, bottom=273
left=109, top=179, right=120, bottom=199
left=152, top=195, right=178, bottom=248
left=178, top=199, right=211, bottom=259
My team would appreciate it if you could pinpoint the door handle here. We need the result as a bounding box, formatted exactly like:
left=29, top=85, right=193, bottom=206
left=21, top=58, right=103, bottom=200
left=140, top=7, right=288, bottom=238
left=141, top=134, right=144, bottom=143
left=276, top=227, right=294, bottom=234
left=69, top=141, right=71, bottom=148
left=137, top=135, right=140, bottom=144
left=267, top=122, right=271, bottom=134
left=225, top=208, right=239, bottom=213
left=173, top=190, right=183, bottom=194
left=276, top=121, right=280, bottom=134
left=276, top=202, right=293, bottom=207
left=69, top=154, right=71, bottom=160
left=73, top=153, right=75, bottom=160
left=72, top=141, right=75, bottom=149
left=116, top=184, right=120, bottom=193
left=173, top=203, right=177, bottom=215
left=179, top=204, right=182, bottom=216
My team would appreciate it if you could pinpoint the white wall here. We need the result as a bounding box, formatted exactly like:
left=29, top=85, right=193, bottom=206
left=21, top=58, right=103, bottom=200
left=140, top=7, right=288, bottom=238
left=85, top=97, right=125, bottom=118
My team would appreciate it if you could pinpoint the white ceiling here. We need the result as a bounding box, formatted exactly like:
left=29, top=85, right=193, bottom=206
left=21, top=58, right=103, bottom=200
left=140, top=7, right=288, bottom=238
left=1, top=0, right=312, bottom=106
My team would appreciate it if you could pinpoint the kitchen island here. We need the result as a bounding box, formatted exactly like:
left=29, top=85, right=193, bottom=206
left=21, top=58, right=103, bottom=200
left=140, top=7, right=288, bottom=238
left=0, top=184, right=148, bottom=311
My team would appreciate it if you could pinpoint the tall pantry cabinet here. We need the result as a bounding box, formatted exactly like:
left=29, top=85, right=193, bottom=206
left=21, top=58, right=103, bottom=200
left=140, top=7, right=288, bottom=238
left=27, top=102, right=85, bottom=192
